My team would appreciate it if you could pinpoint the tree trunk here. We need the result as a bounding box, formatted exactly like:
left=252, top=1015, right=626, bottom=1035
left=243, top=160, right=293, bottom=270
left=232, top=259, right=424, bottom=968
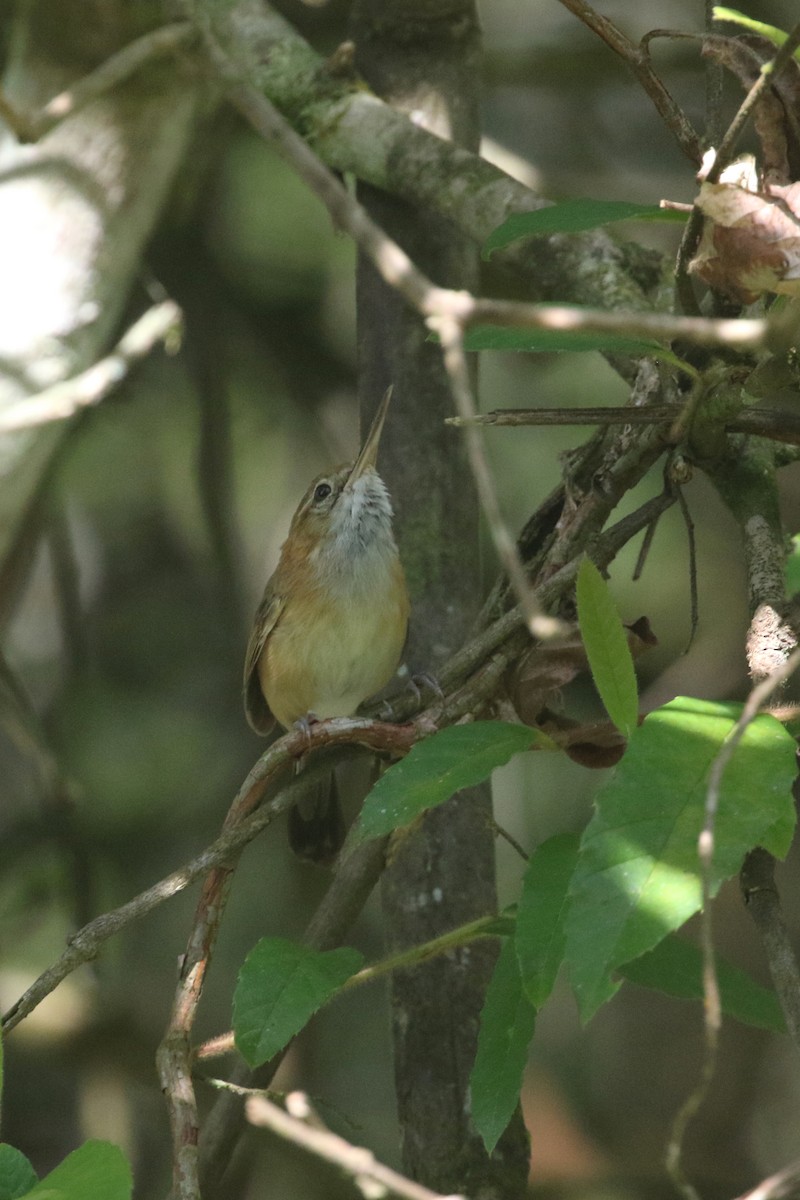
left=351, top=2, right=530, bottom=1194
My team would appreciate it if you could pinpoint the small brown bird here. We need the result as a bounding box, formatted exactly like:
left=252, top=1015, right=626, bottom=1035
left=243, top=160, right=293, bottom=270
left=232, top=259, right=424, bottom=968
left=244, top=388, right=409, bottom=860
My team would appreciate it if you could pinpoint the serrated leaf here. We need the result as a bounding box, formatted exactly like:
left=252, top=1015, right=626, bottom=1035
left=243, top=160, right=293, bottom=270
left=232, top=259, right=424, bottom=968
left=350, top=722, right=537, bottom=845
left=515, top=833, right=579, bottom=1008
left=234, top=938, right=363, bottom=1068
left=470, top=939, right=536, bottom=1154
left=0, top=1146, right=37, bottom=1200
left=619, top=935, right=786, bottom=1034
left=482, top=200, right=686, bottom=258
left=576, top=558, right=639, bottom=736
left=712, top=8, right=798, bottom=56
left=564, top=697, right=796, bottom=1021
left=25, top=1141, right=131, bottom=1200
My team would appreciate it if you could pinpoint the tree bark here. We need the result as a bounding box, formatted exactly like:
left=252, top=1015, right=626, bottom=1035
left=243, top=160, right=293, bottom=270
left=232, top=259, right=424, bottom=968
left=351, top=2, right=530, bottom=1194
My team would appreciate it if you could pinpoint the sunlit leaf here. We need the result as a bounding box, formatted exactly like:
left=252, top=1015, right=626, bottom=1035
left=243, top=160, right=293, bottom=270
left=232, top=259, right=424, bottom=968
left=564, top=698, right=796, bottom=1021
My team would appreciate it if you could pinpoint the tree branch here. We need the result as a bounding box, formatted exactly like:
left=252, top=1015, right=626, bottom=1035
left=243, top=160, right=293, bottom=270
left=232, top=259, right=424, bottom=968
left=0, top=23, right=196, bottom=143
left=244, top=1091, right=467, bottom=1200
left=0, top=301, right=182, bottom=434
left=182, top=0, right=649, bottom=313
left=557, top=0, right=703, bottom=164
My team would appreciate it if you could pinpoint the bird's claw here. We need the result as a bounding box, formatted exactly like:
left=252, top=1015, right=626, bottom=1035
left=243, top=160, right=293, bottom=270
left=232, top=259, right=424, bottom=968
left=410, top=672, right=444, bottom=702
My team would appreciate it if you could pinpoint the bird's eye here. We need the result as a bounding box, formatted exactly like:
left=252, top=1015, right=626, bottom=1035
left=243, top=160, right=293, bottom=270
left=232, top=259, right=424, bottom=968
left=313, top=481, right=332, bottom=503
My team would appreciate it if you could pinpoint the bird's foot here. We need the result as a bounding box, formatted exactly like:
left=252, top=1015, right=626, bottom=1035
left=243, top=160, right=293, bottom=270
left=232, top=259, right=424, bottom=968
left=409, top=672, right=444, bottom=703
left=292, top=712, right=321, bottom=758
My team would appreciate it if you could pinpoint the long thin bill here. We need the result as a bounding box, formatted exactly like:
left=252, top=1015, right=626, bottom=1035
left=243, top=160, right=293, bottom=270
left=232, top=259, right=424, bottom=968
left=347, top=385, right=393, bottom=485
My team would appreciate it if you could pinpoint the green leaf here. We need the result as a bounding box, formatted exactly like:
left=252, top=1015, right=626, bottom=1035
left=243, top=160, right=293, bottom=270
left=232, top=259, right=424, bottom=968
left=462, top=322, right=666, bottom=358
left=515, top=833, right=579, bottom=1008
left=564, top=697, right=797, bottom=1021
left=234, top=938, right=364, bottom=1068
left=712, top=8, right=797, bottom=56
left=483, top=200, right=686, bottom=258
left=350, top=722, right=537, bottom=845
left=25, top=1141, right=131, bottom=1200
left=576, top=557, right=639, bottom=736
left=0, top=1146, right=37, bottom=1200
left=470, top=938, right=536, bottom=1155
left=786, top=533, right=800, bottom=593
left=619, top=935, right=786, bottom=1034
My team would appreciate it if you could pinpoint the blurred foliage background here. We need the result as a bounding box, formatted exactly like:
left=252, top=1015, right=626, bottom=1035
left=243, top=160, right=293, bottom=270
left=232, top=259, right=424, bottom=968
left=3, top=1, right=800, bottom=1197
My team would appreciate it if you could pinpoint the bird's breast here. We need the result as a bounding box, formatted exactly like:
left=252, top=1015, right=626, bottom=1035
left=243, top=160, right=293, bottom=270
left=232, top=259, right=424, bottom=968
left=258, top=550, right=409, bottom=729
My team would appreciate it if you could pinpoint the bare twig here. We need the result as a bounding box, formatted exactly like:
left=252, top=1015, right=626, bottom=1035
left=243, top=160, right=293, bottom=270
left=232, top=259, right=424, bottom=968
left=490, top=817, right=530, bottom=861
left=156, top=715, right=414, bottom=1200
left=446, top=405, right=680, bottom=427
left=197, top=837, right=392, bottom=1190
left=557, top=0, right=703, bottom=164
left=705, top=0, right=724, bottom=148
left=245, top=1092, right=466, bottom=1200
left=0, top=24, right=196, bottom=143
left=741, top=849, right=800, bottom=1053
left=736, top=1157, right=800, bottom=1200
left=447, top=404, right=800, bottom=447
left=2, top=720, right=413, bottom=1034
left=667, top=646, right=800, bottom=1196
left=0, top=301, right=182, bottom=433
left=674, top=484, right=699, bottom=650
left=433, top=315, right=567, bottom=640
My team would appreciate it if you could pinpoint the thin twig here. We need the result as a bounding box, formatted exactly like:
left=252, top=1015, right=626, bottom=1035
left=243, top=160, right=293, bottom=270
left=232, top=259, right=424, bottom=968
left=557, top=0, right=703, bottom=164
left=0, top=24, right=196, bottom=143
left=667, top=646, right=800, bottom=1196
left=741, top=849, right=800, bottom=1053
left=448, top=396, right=800, bottom=442
left=245, top=1092, right=466, bottom=1200
left=735, top=1157, right=800, bottom=1200
left=445, top=405, right=680, bottom=428
left=2, top=721, right=412, bottom=1034
left=0, top=301, right=182, bottom=433
left=632, top=513, right=660, bottom=582
left=156, top=713, right=413, bottom=1200
left=433, top=315, right=567, bottom=640
left=674, top=485, right=699, bottom=651
left=674, top=207, right=705, bottom=315
left=490, top=818, right=530, bottom=861
left=705, top=1, right=724, bottom=149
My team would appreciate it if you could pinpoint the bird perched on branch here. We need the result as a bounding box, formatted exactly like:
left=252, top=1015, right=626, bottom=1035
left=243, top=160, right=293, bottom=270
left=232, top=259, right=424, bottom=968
left=244, top=387, right=409, bottom=861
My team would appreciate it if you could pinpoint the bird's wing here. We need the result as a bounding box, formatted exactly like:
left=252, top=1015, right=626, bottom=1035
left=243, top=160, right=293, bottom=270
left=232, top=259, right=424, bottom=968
left=243, top=588, right=285, bottom=735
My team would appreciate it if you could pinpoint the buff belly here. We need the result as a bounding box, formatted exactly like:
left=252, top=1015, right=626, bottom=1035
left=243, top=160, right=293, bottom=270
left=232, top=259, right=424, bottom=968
left=258, top=571, right=408, bottom=729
